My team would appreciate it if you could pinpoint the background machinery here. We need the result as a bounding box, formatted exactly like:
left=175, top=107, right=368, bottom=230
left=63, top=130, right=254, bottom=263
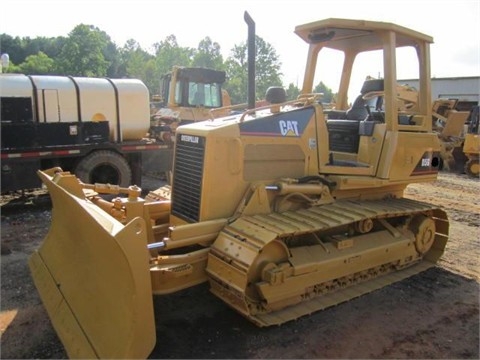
left=144, top=66, right=231, bottom=177
left=372, top=89, right=477, bottom=176
left=0, top=75, right=172, bottom=192
left=29, top=13, right=448, bottom=359
left=462, top=105, right=480, bottom=177
left=431, top=98, right=471, bottom=173
left=150, top=66, right=231, bottom=135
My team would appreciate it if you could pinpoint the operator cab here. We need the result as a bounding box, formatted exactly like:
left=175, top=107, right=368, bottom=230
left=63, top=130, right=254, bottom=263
left=295, top=18, right=436, bottom=179
left=159, top=67, right=226, bottom=109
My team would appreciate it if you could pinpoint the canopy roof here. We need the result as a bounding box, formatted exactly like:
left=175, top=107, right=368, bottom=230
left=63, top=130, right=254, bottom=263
left=295, top=18, right=433, bottom=52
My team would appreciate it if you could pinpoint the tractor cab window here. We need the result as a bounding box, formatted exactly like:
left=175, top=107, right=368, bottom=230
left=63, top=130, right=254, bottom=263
left=174, top=80, right=183, bottom=104
left=159, top=75, right=171, bottom=106
left=188, top=82, right=222, bottom=108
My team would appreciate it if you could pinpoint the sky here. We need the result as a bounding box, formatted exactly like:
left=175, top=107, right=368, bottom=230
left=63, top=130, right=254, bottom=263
left=1, top=0, right=479, bottom=93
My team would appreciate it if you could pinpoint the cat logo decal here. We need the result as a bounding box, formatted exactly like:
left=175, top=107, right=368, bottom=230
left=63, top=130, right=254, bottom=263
left=279, top=120, right=299, bottom=136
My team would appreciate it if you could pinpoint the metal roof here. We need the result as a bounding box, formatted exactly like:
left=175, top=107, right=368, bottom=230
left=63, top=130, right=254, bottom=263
left=295, top=18, right=433, bottom=52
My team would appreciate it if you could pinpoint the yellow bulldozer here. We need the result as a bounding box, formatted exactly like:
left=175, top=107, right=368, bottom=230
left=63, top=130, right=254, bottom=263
left=462, top=105, right=480, bottom=177
left=431, top=98, right=471, bottom=173
left=29, top=13, right=449, bottom=358
left=149, top=66, right=231, bottom=143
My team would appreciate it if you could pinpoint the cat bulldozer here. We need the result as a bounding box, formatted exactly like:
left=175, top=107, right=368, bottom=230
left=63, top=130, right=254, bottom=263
left=29, top=13, right=448, bottom=359
left=149, top=66, right=231, bottom=140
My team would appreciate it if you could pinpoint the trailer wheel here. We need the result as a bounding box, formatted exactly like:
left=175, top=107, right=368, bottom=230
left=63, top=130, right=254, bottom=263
left=75, top=150, right=132, bottom=187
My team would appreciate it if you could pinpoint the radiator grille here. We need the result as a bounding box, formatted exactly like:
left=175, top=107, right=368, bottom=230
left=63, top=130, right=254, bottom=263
left=171, top=134, right=205, bottom=222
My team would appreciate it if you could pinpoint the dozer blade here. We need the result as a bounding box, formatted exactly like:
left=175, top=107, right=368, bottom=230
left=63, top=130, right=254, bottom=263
left=29, top=170, right=156, bottom=359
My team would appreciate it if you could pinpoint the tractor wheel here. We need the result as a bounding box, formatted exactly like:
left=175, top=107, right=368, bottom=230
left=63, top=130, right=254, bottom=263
left=75, top=150, right=132, bottom=187
left=464, top=159, right=479, bottom=178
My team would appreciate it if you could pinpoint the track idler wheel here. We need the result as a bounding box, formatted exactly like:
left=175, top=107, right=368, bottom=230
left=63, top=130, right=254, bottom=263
left=242, top=240, right=290, bottom=303
left=410, top=215, right=436, bottom=255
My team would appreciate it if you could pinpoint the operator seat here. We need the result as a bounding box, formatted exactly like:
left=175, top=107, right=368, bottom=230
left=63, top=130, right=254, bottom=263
left=326, top=78, right=384, bottom=121
left=345, top=95, right=368, bottom=120
left=360, top=78, right=384, bottom=119
left=326, top=78, right=384, bottom=153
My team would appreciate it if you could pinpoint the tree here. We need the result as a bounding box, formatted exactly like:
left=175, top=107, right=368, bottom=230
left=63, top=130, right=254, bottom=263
left=224, top=35, right=283, bottom=104
left=0, top=59, right=21, bottom=73
left=313, top=81, right=334, bottom=104
left=0, top=34, right=27, bottom=64
left=122, top=48, right=157, bottom=94
left=143, top=59, right=159, bottom=95
left=56, top=24, right=110, bottom=77
left=0, top=34, right=65, bottom=74
left=120, top=39, right=154, bottom=80
left=96, top=31, right=122, bottom=78
left=19, top=51, right=55, bottom=74
left=192, top=37, right=224, bottom=70
left=286, top=83, right=300, bottom=101
left=255, top=36, right=283, bottom=96
left=124, top=48, right=150, bottom=78
left=22, top=36, right=64, bottom=62
left=224, top=44, right=247, bottom=104
left=153, top=35, right=193, bottom=76
left=1, top=26, right=288, bottom=104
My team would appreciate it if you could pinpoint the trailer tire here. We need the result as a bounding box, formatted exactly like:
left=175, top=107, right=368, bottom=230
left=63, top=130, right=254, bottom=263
left=75, top=150, right=132, bottom=187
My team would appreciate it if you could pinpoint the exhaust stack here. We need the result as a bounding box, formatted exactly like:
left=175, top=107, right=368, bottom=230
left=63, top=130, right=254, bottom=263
left=244, top=11, right=256, bottom=109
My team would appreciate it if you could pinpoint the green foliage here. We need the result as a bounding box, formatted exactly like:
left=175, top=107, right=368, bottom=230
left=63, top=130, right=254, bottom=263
left=2, top=25, right=288, bottom=102
left=143, top=59, right=160, bottom=95
left=285, top=82, right=333, bottom=103
left=313, top=81, right=334, bottom=103
left=56, top=24, right=110, bottom=77
left=286, top=83, right=300, bottom=100
left=1, top=59, right=21, bottom=73
left=19, top=51, right=55, bottom=74
left=224, top=44, right=248, bottom=104
left=1, top=33, right=66, bottom=68
left=1, top=34, right=29, bottom=64
left=154, top=35, right=193, bottom=75
left=224, top=35, right=283, bottom=104
left=192, top=37, right=224, bottom=70
left=120, top=39, right=155, bottom=83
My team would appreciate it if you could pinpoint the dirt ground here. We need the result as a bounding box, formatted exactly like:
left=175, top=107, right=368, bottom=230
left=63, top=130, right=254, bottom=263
left=1, top=172, right=479, bottom=359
